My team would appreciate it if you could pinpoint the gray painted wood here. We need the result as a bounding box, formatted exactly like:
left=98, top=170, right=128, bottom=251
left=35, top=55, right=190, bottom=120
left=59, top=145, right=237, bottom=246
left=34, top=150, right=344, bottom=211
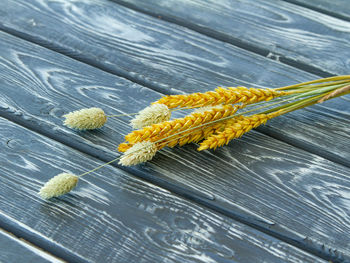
left=0, top=228, right=64, bottom=263
left=0, top=31, right=349, bottom=261
left=0, top=118, right=327, bottom=263
left=0, top=0, right=349, bottom=167
left=112, top=0, right=350, bottom=76
left=284, top=0, right=350, bottom=21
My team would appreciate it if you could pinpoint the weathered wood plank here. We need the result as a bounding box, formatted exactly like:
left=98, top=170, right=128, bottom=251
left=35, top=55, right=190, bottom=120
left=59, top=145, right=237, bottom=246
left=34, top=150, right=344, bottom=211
left=0, top=0, right=349, bottom=166
left=284, top=0, right=350, bottom=21
left=0, top=118, right=327, bottom=263
left=113, top=0, right=350, bottom=76
left=0, top=228, right=64, bottom=263
left=0, top=31, right=349, bottom=261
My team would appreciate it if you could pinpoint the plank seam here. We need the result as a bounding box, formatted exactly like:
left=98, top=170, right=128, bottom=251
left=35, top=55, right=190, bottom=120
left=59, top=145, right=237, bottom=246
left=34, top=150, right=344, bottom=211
left=0, top=227, right=66, bottom=263
left=281, top=0, right=350, bottom=22
left=257, top=125, right=350, bottom=168
left=0, top=211, right=86, bottom=263
left=0, top=102, right=346, bottom=262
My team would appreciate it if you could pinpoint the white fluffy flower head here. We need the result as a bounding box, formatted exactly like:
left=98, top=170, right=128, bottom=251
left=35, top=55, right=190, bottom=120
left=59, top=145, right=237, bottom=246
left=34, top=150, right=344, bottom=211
left=119, top=141, right=157, bottom=166
left=63, top=107, right=107, bottom=130
left=39, top=173, right=79, bottom=199
left=130, top=104, right=171, bottom=129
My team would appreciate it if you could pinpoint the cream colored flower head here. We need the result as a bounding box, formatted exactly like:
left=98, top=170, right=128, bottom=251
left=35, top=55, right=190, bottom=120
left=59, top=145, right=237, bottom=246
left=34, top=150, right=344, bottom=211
left=119, top=141, right=157, bottom=166
left=63, top=107, right=107, bottom=130
left=39, top=173, right=79, bottom=199
left=130, top=104, right=171, bottom=129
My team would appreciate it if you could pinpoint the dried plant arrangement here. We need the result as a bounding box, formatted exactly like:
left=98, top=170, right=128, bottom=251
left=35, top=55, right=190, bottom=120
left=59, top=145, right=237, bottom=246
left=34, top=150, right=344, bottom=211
left=39, top=75, right=350, bottom=199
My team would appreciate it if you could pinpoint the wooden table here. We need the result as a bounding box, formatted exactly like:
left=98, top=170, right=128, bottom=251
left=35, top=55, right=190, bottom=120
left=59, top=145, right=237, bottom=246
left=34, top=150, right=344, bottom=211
left=0, top=0, right=349, bottom=262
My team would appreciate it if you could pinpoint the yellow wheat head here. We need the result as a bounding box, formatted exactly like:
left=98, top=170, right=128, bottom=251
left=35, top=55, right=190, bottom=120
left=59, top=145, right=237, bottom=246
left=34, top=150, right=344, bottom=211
left=118, top=105, right=244, bottom=152
left=198, top=110, right=283, bottom=151
left=162, top=116, right=246, bottom=148
left=154, top=87, right=290, bottom=109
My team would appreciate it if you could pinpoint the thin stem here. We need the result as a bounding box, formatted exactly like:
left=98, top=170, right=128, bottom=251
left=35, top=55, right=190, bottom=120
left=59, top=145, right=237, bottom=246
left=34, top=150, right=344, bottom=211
left=275, top=75, right=350, bottom=91
left=106, top=112, right=138, bottom=118
left=287, top=83, right=345, bottom=100
left=79, top=157, right=121, bottom=177
left=282, top=94, right=325, bottom=114
left=260, top=93, right=319, bottom=115
left=318, top=85, right=350, bottom=103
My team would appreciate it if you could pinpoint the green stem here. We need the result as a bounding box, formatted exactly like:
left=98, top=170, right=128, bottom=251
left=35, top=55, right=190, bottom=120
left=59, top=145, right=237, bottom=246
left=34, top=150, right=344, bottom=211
left=79, top=156, right=121, bottom=177
left=289, top=83, right=345, bottom=100
left=275, top=75, right=350, bottom=91
left=106, top=113, right=138, bottom=118
left=282, top=94, right=325, bottom=114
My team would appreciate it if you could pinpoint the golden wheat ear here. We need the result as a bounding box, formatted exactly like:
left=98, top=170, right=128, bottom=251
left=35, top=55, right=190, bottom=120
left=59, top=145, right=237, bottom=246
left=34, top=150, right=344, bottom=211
left=198, top=110, right=283, bottom=151
left=124, top=105, right=242, bottom=146
left=153, top=87, right=290, bottom=109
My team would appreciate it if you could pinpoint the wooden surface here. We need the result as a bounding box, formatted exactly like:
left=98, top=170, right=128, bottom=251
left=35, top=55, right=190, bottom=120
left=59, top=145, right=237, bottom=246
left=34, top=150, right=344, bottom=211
left=0, top=0, right=349, bottom=167
left=0, top=0, right=349, bottom=262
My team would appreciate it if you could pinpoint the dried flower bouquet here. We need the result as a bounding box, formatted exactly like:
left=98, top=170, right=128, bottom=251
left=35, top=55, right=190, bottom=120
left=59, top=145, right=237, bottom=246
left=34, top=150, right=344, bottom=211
left=39, top=76, right=350, bottom=199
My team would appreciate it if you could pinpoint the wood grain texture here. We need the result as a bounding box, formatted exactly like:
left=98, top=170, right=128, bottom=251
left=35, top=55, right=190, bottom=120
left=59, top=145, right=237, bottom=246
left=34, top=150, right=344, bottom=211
left=0, top=228, right=64, bottom=263
left=0, top=118, right=328, bottom=263
left=0, top=31, right=349, bottom=261
left=113, top=0, right=350, bottom=76
left=0, top=0, right=349, bottom=166
left=284, top=0, right=350, bottom=21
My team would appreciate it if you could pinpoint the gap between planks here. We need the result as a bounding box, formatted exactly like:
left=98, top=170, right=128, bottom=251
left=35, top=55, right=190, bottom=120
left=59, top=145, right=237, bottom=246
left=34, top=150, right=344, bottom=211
left=281, top=0, right=350, bottom=22
left=0, top=227, right=65, bottom=263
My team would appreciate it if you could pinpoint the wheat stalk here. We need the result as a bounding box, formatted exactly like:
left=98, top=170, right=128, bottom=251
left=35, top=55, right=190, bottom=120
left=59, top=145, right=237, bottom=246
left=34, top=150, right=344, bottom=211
left=154, top=87, right=291, bottom=109
left=317, top=85, right=350, bottom=103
